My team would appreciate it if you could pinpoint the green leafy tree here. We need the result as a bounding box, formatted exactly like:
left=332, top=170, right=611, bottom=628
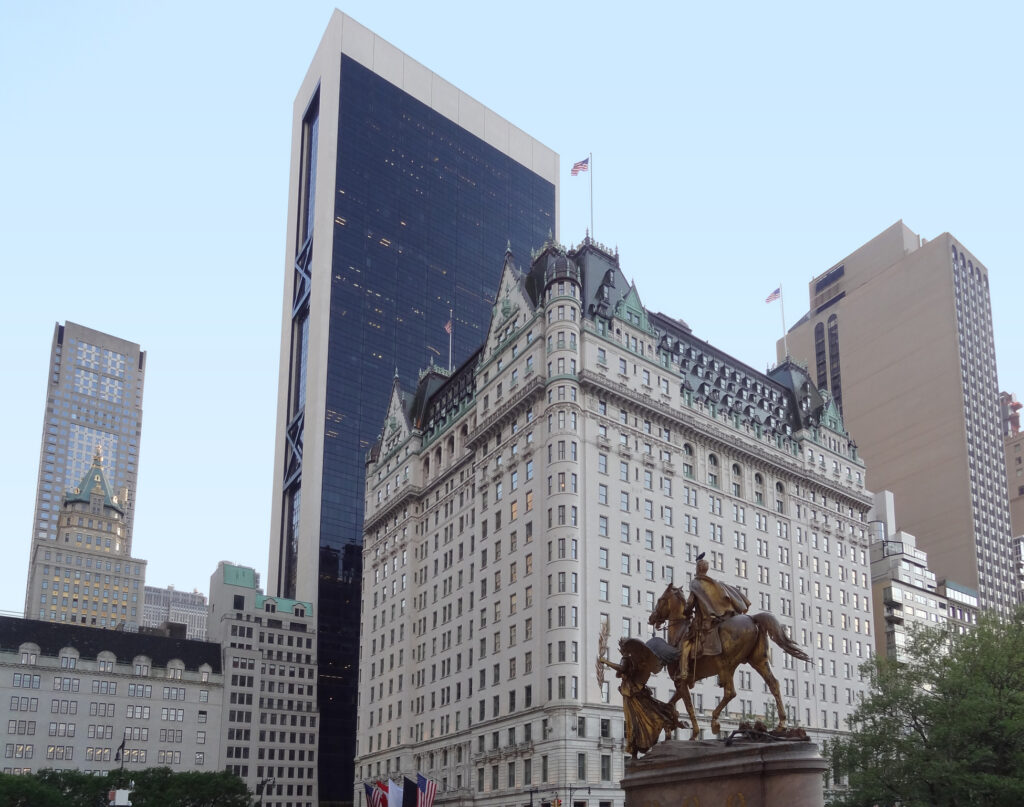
left=124, top=768, right=250, bottom=807
left=0, top=772, right=65, bottom=807
left=825, top=607, right=1024, bottom=807
left=0, top=768, right=249, bottom=807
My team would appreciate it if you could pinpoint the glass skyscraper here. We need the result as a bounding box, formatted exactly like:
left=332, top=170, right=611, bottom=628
left=270, top=13, right=558, bottom=803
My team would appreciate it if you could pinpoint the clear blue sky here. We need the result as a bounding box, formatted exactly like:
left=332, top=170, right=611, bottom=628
left=2, top=1, right=1021, bottom=614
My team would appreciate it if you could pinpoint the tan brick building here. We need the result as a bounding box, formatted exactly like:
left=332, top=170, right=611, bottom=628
left=783, top=222, right=1014, bottom=615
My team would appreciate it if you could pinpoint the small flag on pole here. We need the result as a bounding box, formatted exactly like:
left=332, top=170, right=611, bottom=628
left=416, top=774, right=438, bottom=807
left=444, top=319, right=452, bottom=335
left=115, top=737, right=126, bottom=761
left=571, top=157, right=589, bottom=176
left=765, top=287, right=781, bottom=303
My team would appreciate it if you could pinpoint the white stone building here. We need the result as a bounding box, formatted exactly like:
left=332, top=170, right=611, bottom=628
left=0, top=616, right=222, bottom=775
left=357, top=238, right=877, bottom=807
left=143, top=585, right=209, bottom=641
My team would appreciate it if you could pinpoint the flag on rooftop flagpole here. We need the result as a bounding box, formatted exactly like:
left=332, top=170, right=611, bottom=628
left=444, top=319, right=452, bottom=335
left=571, top=157, right=589, bottom=176
left=765, top=287, right=781, bottom=303
left=416, top=774, right=438, bottom=807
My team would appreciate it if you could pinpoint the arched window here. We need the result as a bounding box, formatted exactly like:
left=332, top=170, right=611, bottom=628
left=814, top=322, right=827, bottom=389
left=18, top=643, right=39, bottom=665
left=59, top=647, right=79, bottom=670
left=132, top=656, right=152, bottom=676
left=707, top=454, right=719, bottom=488
left=775, top=481, right=786, bottom=515
left=828, top=314, right=842, bottom=414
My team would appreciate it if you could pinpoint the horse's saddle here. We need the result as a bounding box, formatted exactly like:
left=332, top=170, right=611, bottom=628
left=700, top=625, right=724, bottom=656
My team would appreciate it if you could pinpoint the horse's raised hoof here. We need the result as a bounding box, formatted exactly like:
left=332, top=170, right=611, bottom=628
left=710, top=719, right=721, bottom=735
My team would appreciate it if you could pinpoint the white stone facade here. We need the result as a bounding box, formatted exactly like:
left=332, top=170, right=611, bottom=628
left=143, top=586, right=209, bottom=641
left=358, top=240, right=876, bottom=807
left=0, top=617, right=222, bottom=775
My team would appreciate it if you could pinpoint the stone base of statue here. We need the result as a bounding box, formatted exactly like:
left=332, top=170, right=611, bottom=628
left=623, top=738, right=827, bottom=807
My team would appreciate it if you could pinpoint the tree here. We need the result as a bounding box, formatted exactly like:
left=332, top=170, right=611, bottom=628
left=825, top=607, right=1024, bottom=807
left=128, top=768, right=250, bottom=807
left=0, top=773, right=65, bottom=807
left=0, top=768, right=249, bottom=807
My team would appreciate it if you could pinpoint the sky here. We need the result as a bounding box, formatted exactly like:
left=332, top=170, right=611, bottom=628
left=1, top=1, right=1021, bottom=616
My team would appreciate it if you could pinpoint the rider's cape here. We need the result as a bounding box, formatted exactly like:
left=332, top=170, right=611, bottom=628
left=688, top=575, right=750, bottom=620
left=687, top=576, right=751, bottom=656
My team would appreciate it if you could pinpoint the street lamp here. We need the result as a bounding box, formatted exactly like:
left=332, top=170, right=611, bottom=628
left=255, top=777, right=276, bottom=807
left=567, top=785, right=591, bottom=807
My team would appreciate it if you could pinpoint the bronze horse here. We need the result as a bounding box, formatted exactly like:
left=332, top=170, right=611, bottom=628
left=649, top=584, right=810, bottom=739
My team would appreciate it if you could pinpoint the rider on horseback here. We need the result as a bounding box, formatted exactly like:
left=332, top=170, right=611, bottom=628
left=680, top=552, right=751, bottom=681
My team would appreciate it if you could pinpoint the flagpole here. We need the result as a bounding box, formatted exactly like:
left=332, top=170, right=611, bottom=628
left=779, top=283, right=789, bottom=359
left=448, top=308, right=453, bottom=372
left=589, top=152, right=594, bottom=240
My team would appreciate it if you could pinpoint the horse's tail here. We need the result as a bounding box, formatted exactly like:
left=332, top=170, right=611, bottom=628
left=752, top=612, right=811, bottom=663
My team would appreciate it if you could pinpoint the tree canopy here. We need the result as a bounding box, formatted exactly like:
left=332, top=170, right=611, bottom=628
left=0, top=767, right=250, bottom=807
left=825, top=606, right=1024, bottom=807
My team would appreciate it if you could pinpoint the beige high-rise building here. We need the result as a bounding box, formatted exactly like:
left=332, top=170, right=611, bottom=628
left=25, top=449, right=147, bottom=630
left=27, top=322, right=145, bottom=560
left=782, top=222, right=1015, bottom=616
left=1001, top=392, right=1024, bottom=539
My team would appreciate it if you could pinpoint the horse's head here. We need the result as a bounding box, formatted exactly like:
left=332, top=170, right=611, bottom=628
left=649, top=583, right=681, bottom=629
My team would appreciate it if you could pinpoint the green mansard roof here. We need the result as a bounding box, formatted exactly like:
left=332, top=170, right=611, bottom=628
left=63, top=448, right=124, bottom=515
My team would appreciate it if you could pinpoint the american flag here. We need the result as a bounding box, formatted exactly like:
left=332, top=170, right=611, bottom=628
left=417, top=774, right=438, bottom=807
left=571, top=157, right=589, bottom=176
left=765, top=287, right=781, bottom=303
left=364, top=784, right=383, bottom=807
left=444, top=319, right=452, bottom=335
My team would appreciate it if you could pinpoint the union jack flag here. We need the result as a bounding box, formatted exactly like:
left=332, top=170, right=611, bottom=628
left=571, top=157, right=589, bottom=176
left=417, top=774, right=438, bottom=807
left=765, top=287, right=781, bottom=303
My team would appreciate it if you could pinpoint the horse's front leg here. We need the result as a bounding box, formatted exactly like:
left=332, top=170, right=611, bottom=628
left=677, top=682, right=699, bottom=740
left=710, top=664, right=736, bottom=736
left=666, top=661, right=683, bottom=706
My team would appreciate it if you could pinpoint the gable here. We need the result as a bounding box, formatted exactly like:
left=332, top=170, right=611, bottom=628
left=381, top=380, right=412, bottom=455
left=614, top=283, right=652, bottom=332
left=483, top=256, right=533, bottom=360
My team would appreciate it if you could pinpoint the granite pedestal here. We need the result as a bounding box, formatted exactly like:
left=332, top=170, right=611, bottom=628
left=623, top=740, right=827, bottom=807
